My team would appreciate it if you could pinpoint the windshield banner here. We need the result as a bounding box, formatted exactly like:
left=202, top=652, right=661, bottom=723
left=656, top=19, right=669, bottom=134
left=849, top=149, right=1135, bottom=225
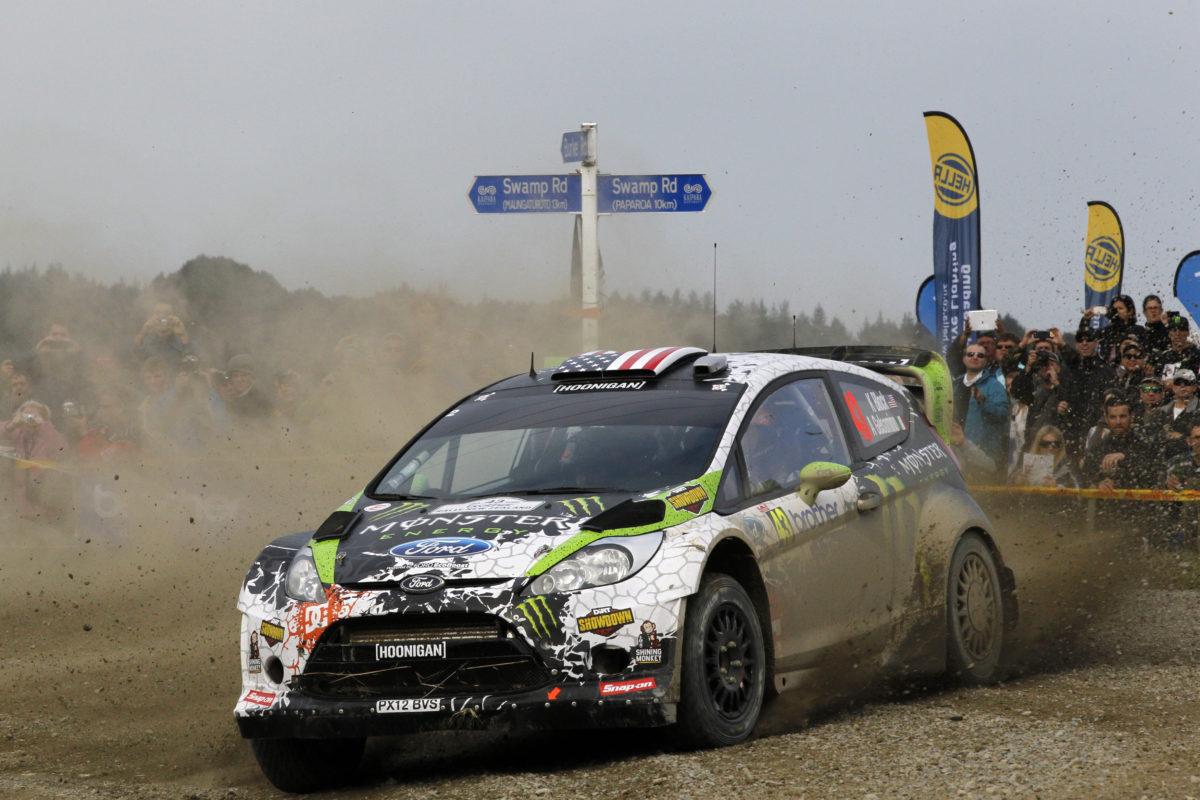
left=1083, top=201, right=1124, bottom=328
left=923, top=111, right=980, bottom=354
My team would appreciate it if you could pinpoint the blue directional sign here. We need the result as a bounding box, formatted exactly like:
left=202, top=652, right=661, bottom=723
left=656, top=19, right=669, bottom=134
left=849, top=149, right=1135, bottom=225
left=468, top=175, right=581, bottom=213
left=561, top=131, right=587, bottom=163
left=598, top=174, right=712, bottom=213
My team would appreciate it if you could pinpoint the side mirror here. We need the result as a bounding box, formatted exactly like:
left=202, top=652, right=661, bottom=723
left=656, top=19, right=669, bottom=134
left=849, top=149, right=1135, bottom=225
left=795, top=461, right=852, bottom=507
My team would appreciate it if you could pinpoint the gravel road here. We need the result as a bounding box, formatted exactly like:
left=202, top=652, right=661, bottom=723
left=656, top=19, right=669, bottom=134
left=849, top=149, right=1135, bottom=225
left=3, top=478, right=1198, bottom=800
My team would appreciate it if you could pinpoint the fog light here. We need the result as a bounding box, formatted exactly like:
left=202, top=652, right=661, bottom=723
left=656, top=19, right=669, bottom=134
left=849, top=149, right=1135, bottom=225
left=590, top=644, right=631, bottom=675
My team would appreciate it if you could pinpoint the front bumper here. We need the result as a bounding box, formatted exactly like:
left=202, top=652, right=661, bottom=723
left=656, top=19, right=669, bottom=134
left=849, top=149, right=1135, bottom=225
left=236, top=670, right=675, bottom=739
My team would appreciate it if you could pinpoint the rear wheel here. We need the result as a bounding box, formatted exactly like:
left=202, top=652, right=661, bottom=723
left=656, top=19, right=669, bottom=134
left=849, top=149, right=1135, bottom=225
left=676, top=573, right=766, bottom=747
left=250, top=735, right=364, bottom=793
left=946, top=532, right=1005, bottom=684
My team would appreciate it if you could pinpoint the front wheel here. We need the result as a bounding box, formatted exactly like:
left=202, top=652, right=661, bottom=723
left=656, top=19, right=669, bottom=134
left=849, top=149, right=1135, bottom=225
left=946, top=532, right=1005, bottom=684
left=250, top=735, right=364, bottom=793
left=675, top=573, right=766, bottom=748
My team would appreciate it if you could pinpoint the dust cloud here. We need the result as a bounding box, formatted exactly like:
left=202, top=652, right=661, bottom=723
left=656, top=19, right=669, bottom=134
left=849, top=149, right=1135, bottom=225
left=0, top=284, right=1159, bottom=794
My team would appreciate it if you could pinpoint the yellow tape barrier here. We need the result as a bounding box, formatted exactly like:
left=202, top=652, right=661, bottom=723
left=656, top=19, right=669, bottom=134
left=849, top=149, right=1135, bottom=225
left=970, top=484, right=1200, bottom=502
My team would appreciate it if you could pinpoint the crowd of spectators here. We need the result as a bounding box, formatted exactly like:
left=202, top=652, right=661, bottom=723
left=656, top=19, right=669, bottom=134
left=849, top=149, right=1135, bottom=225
left=0, top=299, right=437, bottom=523
left=948, top=293, right=1200, bottom=550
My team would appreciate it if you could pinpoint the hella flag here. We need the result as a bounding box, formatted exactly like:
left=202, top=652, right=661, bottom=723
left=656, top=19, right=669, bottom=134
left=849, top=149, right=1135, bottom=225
left=924, top=112, right=981, bottom=353
left=1083, top=201, right=1124, bottom=328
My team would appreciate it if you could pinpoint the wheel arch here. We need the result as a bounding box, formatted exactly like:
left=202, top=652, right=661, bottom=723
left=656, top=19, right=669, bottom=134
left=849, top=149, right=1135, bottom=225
left=701, top=535, right=776, bottom=692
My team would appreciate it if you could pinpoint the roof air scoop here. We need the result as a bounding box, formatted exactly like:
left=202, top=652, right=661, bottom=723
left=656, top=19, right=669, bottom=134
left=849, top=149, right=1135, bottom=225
left=692, top=354, right=727, bottom=377
left=552, top=346, right=707, bottom=381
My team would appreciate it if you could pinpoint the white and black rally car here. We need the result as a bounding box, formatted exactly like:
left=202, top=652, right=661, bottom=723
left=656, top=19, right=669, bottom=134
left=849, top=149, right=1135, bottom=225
left=236, top=345, right=1017, bottom=792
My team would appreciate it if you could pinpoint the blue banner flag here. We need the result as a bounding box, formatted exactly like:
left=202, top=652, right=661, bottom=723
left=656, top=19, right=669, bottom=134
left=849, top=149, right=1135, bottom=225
left=1083, top=201, right=1124, bottom=328
left=1172, top=250, right=1200, bottom=328
left=916, top=275, right=937, bottom=338
left=924, top=112, right=981, bottom=354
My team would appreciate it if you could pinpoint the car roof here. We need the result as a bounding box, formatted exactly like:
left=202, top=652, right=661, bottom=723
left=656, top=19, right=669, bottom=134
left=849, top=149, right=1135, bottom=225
left=482, top=346, right=896, bottom=397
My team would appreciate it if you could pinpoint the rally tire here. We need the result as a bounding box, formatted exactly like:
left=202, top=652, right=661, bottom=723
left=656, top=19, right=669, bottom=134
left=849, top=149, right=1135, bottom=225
left=250, top=736, right=364, bottom=793
left=946, top=532, right=1005, bottom=685
left=675, top=572, right=766, bottom=748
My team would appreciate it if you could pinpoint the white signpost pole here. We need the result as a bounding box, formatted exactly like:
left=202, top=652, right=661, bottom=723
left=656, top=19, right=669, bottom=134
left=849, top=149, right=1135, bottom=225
left=579, top=123, right=600, bottom=351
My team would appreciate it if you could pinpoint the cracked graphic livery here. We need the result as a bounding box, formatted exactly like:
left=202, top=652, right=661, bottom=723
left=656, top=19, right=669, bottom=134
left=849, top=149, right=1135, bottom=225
left=235, top=345, right=1011, bottom=750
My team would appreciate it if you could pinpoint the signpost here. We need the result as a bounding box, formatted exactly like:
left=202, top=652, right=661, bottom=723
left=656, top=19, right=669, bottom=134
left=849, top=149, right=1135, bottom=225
left=469, top=124, right=712, bottom=350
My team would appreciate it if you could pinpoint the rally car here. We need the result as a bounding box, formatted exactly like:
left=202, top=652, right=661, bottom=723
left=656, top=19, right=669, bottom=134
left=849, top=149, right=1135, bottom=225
left=236, top=345, right=1017, bottom=792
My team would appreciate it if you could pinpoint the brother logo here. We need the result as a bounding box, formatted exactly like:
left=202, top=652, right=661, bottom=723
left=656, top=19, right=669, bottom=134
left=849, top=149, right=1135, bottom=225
left=398, top=574, right=445, bottom=594
left=390, top=537, right=493, bottom=560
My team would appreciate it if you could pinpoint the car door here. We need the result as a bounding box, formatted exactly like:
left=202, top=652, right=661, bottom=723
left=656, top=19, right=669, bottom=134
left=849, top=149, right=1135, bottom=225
left=717, top=374, right=891, bottom=670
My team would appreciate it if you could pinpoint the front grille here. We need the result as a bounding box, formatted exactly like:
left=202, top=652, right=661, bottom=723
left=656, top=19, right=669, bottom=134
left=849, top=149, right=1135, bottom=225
left=295, top=613, right=551, bottom=699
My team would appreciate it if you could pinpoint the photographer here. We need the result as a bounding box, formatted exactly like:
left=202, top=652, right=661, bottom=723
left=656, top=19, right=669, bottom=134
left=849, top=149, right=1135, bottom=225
left=1142, top=295, right=1170, bottom=353
left=131, top=301, right=192, bottom=369
left=1, top=400, right=71, bottom=519
left=1080, top=295, right=1146, bottom=364
left=1009, top=337, right=1073, bottom=453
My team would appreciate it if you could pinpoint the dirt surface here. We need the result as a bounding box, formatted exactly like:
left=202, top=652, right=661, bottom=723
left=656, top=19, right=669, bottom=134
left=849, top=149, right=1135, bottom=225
left=3, top=474, right=1199, bottom=800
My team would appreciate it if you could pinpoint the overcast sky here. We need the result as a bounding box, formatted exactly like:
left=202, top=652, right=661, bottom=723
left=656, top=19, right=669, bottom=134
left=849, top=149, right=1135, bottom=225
left=1, top=2, right=1196, bottom=331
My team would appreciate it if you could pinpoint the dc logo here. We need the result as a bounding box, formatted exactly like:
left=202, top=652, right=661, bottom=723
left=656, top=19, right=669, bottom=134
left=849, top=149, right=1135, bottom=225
left=932, top=153, right=975, bottom=207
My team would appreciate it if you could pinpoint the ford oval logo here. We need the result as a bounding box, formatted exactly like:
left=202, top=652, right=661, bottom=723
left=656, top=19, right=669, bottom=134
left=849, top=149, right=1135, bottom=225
left=398, top=574, right=445, bottom=594
left=390, top=537, right=493, bottom=560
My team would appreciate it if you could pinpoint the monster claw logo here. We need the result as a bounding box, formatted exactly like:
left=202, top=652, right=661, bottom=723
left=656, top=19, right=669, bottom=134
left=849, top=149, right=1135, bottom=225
left=558, top=496, right=605, bottom=516
left=517, top=596, right=558, bottom=638
left=932, top=153, right=976, bottom=208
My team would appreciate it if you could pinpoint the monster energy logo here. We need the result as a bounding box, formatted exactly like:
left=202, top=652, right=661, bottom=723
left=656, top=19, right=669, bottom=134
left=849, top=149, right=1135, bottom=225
left=517, top=596, right=558, bottom=638
left=558, top=496, right=605, bottom=516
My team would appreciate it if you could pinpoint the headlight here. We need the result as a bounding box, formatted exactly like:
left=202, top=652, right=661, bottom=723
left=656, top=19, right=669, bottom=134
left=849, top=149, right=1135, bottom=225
left=285, top=547, right=326, bottom=603
left=527, top=532, right=662, bottom=595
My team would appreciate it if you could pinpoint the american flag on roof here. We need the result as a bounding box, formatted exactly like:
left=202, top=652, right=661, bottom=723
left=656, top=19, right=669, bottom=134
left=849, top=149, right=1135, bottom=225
left=553, top=347, right=707, bottom=379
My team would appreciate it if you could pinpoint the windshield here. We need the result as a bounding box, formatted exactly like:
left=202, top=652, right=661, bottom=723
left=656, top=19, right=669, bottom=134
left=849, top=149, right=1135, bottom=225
left=372, top=384, right=744, bottom=498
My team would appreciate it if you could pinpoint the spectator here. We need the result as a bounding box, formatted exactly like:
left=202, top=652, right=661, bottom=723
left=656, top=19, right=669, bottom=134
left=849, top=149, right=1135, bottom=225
left=1141, top=294, right=1169, bottom=353
left=949, top=421, right=996, bottom=483
left=1115, top=344, right=1154, bottom=396
left=1010, top=424, right=1081, bottom=488
left=271, top=369, right=306, bottom=440
left=1082, top=395, right=1157, bottom=489
left=137, top=356, right=172, bottom=445
left=1010, top=349, right=1070, bottom=453
left=159, top=356, right=229, bottom=451
left=1163, top=420, right=1200, bottom=550
left=1060, top=328, right=1116, bottom=453
left=76, top=387, right=141, bottom=463
left=1150, top=314, right=1200, bottom=380
left=222, top=354, right=273, bottom=428
left=2, top=371, right=32, bottom=419
left=1145, top=367, right=1200, bottom=460
left=947, top=318, right=1004, bottom=379
left=994, top=332, right=1022, bottom=373
left=0, top=399, right=71, bottom=519
left=18, top=321, right=89, bottom=421
left=1082, top=295, right=1146, bottom=363
left=131, top=300, right=192, bottom=368
left=954, top=343, right=1010, bottom=471
left=1004, top=367, right=1029, bottom=475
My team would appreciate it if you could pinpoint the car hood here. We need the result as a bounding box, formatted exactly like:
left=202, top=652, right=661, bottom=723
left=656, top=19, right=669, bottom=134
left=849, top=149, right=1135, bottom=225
left=331, top=493, right=638, bottom=585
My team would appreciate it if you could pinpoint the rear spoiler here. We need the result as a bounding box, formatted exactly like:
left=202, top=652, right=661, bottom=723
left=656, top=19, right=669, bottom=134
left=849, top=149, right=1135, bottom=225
left=761, top=346, right=953, bottom=443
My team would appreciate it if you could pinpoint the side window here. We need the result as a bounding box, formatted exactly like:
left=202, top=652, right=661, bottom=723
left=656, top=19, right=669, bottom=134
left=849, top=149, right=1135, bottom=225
left=738, top=377, right=850, bottom=497
left=835, top=375, right=910, bottom=457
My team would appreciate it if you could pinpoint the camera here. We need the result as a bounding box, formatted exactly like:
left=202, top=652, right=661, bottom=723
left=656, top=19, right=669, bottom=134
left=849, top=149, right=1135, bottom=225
left=20, top=413, right=40, bottom=427
left=61, top=401, right=82, bottom=418
left=1032, top=330, right=1052, bottom=341
left=180, top=354, right=201, bottom=373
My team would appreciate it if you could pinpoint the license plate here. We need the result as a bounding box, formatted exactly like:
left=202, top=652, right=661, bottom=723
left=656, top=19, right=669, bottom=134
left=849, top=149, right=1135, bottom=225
left=375, top=698, right=443, bottom=713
